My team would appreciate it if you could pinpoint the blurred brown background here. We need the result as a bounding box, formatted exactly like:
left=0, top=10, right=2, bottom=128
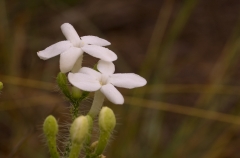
left=1, top=0, right=240, bottom=157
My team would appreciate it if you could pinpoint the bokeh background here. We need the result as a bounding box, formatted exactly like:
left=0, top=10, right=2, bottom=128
left=1, top=0, right=240, bottom=157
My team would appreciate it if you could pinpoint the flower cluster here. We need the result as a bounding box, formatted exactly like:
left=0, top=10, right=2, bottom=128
left=38, top=23, right=146, bottom=105
left=39, top=23, right=147, bottom=158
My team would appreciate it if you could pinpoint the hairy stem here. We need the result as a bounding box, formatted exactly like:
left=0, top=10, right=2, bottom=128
left=85, top=115, right=94, bottom=158
left=91, top=132, right=110, bottom=158
left=68, top=143, right=82, bottom=158
left=46, top=136, right=60, bottom=158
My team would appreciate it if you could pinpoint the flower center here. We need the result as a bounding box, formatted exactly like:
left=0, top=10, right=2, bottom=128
left=75, top=40, right=85, bottom=48
left=100, top=74, right=109, bottom=85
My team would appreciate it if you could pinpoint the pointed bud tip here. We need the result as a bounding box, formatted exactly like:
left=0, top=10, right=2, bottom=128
left=99, top=107, right=116, bottom=132
left=70, top=116, right=89, bottom=144
left=72, top=86, right=82, bottom=99
left=90, top=141, right=98, bottom=150
left=43, top=115, right=58, bottom=137
left=57, top=72, right=68, bottom=86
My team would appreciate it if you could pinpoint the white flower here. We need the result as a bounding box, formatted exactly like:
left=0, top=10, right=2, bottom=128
left=37, top=23, right=117, bottom=73
left=68, top=60, right=147, bottom=104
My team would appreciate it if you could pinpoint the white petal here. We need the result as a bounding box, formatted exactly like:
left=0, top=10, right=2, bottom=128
left=100, top=84, right=124, bottom=104
left=97, top=60, right=115, bottom=75
left=68, top=73, right=101, bottom=91
left=109, top=73, right=147, bottom=89
left=37, top=41, right=72, bottom=60
left=79, top=67, right=101, bottom=79
left=81, top=36, right=111, bottom=46
left=59, top=47, right=83, bottom=73
left=61, top=23, right=81, bottom=47
left=81, top=45, right=117, bottom=61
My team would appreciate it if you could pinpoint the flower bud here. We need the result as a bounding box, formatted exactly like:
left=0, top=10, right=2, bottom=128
left=90, top=141, right=98, bottom=150
left=70, top=116, right=89, bottom=144
left=57, top=72, right=68, bottom=85
left=43, top=115, right=58, bottom=137
left=57, top=72, right=71, bottom=98
left=86, top=115, right=93, bottom=128
left=0, top=82, right=3, bottom=90
left=72, top=86, right=82, bottom=99
left=99, top=107, right=116, bottom=132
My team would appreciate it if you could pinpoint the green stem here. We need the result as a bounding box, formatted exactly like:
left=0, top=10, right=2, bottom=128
left=70, top=90, right=89, bottom=120
left=46, top=136, right=60, bottom=158
left=56, top=55, right=92, bottom=157
left=71, top=101, right=80, bottom=120
left=63, top=100, right=79, bottom=157
left=88, top=90, right=105, bottom=119
left=91, top=131, right=110, bottom=158
left=68, top=143, right=82, bottom=158
left=64, top=91, right=89, bottom=157
left=57, top=73, right=89, bottom=157
left=85, top=115, right=94, bottom=158
left=63, top=139, right=72, bottom=157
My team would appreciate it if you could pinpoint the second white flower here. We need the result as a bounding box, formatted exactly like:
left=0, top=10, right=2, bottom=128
left=68, top=60, right=147, bottom=104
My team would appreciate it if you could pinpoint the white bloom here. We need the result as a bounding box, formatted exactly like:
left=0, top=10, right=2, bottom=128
left=37, top=23, right=117, bottom=73
left=68, top=60, right=147, bottom=104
